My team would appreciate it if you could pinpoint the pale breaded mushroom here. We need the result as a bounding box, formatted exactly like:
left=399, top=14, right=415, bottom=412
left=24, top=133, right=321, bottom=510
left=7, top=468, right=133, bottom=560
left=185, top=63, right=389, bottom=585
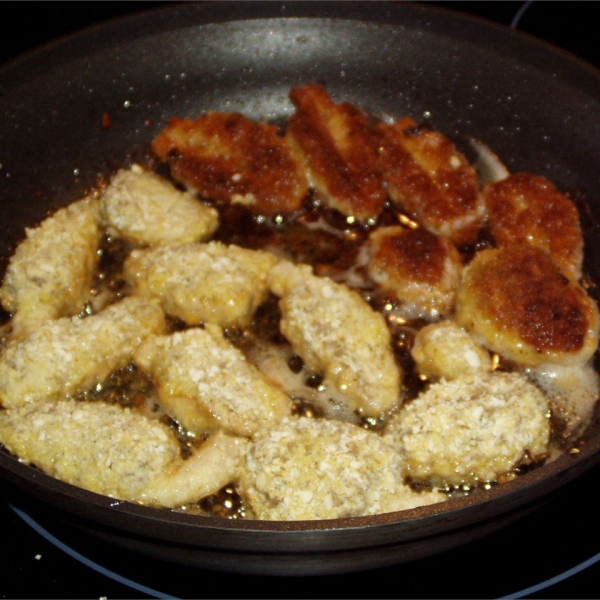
left=269, top=260, right=401, bottom=418
left=411, top=321, right=493, bottom=381
left=239, top=415, right=446, bottom=521
left=134, top=325, right=292, bottom=438
left=139, top=429, right=249, bottom=508
left=101, top=164, right=219, bottom=246
left=366, top=226, right=463, bottom=321
left=123, top=241, right=278, bottom=328
left=0, top=399, right=246, bottom=507
left=455, top=245, right=599, bottom=368
left=0, top=296, right=166, bottom=408
left=0, top=196, right=102, bottom=340
left=385, top=372, right=550, bottom=488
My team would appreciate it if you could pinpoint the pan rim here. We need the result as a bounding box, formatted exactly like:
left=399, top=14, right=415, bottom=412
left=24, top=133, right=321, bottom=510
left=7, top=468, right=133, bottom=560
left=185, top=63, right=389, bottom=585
left=1, top=0, right=600, bottom=551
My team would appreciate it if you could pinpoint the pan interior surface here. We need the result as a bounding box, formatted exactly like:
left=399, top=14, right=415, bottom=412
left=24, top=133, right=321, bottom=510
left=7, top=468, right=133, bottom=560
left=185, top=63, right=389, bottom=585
left=1, top=1, right=600, bottom=575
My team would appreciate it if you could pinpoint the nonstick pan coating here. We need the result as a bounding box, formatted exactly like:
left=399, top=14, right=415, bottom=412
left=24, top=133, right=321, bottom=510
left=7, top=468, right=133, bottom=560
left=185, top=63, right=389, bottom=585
left=1, top=1, right=600, bottom=575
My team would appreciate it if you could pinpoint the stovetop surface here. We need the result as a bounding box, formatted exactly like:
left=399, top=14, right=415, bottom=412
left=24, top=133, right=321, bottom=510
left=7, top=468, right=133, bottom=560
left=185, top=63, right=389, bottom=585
left=1, top=2, right=600, bottom=598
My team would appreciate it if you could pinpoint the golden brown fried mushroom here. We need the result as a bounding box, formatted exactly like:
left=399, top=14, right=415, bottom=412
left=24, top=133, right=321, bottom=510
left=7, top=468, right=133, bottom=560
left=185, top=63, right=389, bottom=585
left=376, top=118, right=484, bottom=245
left=483, top=172, right=584, bottom=280
left=152, top=112, right=308, bottom=215
left=455, top=245, right=599, bottom=368
left=287, top=83, right=386, bottom=221
left=366, top=226, right=463, bottom=320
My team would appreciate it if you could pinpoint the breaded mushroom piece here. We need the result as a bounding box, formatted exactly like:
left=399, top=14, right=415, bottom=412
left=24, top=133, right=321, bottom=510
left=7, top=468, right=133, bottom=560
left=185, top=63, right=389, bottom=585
left=376, top=118, right=484, bottom=245
left=134, top=325, right=292, bottom=438
left=0, top=196, right=101, bottom=340
left=455, top=245, right=599, bottom=368
left=101, top=164, right=219, bottom=246
left=123, top=241, right=278, bottom=328
left=152, top=112, right=308, bottom=216
left=0, top=296, right=166, bottom=408
left=411, top=321, right=493, bottom=381
left=366, top=226, right=463, bottom=320
left=269, top=260, right=401, bottom=418
left=139, top=429, right=249, bottom=508
left=483, top=173, right=583, bottom=281
left=385, top=372, right=550, bottom=487
left=287, top=83, right=386, bottom=221
left=239, top=415, right=446, bottom=521
left=0, top=399, right=247, bottom=506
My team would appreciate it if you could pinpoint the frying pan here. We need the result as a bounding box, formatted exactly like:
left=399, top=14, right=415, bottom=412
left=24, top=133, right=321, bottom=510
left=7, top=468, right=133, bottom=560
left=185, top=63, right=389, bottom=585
left=1, top=1, right=600, bottom=577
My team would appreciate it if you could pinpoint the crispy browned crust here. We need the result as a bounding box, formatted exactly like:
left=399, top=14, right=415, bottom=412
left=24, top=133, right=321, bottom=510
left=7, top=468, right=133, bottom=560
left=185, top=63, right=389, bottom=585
left=151, top=112, right=308, bottom=216
left=458, top=245, right=598, bottom=359
left=376, top=118, right=483, bottom=245
left=483, top=173, right=583, bottom=280
left=369, top=226, right=459, bottom=286
left=287, top=83, right=386, bottom=221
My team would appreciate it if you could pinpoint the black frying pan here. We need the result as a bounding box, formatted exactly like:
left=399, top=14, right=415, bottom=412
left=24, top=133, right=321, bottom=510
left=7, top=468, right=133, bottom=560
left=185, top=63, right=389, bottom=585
left=1, top=1, right=600, bottom=577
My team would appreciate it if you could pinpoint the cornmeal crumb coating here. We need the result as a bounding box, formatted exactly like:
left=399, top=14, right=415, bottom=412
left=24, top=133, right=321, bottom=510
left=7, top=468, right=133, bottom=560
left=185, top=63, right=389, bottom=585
left=0, top=197, right=102, bottom=340
left=411, top=321, right=493, bottom=381
left=366, top=226, right=463, bottom=320
left=151, top=111, right=309, bottom=215
left=0, top=399, right=180, bottom=501
left=134, top=325, right=292, bottom=438
left=483, top=173, right=583, bottom=281
left=101, top=164, right=219, bottom=246
left=385, top=372, right=550, bottom=487
left=239, top=415, right=446, bottom=520
left=456, top=245, right=599, bottom=368
left=0, top=297, right=166, bottom=408
left=269, top=260, right=401, bottom=417
left=123, top=241, right=278, bottom=328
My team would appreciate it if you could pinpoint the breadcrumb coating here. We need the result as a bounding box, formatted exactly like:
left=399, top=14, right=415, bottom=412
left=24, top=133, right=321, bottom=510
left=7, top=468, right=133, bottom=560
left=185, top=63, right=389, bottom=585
left=0, top=399, right=180, bottom=501
left=0, top=400, right=246, bottom=507
left=0, top=196, right=101, bottom=340
left=366, top=226, right=463, bottom=320
left=239, top=415, right=446, bottom=520
left=124, top=241, right=278, bottom=328
left=386, top=372, right=550, bottom=487
left=101, top=164, right=219, bottom=246
left=134, top=325, right=292, bottom=438
left=269, top=260, right=401, bottom=417
left=0, top=296, right=166, bottom=408
left=411, top=321, right=493, bottom=381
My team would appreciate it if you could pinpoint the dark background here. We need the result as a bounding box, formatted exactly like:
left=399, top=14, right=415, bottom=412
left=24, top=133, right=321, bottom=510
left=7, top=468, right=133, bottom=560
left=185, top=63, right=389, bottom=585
left=1, top=2, right=600, bottom=599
